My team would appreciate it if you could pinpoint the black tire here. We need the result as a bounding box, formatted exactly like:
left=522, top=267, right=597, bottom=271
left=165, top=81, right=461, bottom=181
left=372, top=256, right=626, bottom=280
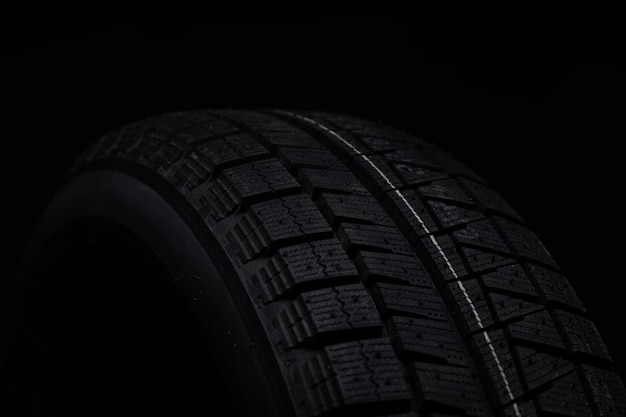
left=3, top=109, right=625, bottom=416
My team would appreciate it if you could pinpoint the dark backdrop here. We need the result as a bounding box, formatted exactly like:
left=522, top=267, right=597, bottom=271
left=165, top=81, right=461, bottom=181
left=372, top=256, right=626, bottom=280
left=4, top=12, right=624, bottom=378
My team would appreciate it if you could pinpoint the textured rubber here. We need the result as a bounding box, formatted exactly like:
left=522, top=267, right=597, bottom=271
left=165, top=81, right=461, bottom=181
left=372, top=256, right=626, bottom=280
left=72, top=109, right=626, bottom=416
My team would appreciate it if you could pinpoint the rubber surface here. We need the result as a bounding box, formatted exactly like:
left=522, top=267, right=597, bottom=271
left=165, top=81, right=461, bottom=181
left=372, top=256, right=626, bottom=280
left=25, top=110, right=626, bottom=416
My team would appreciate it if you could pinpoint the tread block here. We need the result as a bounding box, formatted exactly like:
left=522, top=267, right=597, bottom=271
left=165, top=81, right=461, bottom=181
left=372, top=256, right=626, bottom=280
left=419, top=179, right=475, bottom=205
left=221, top=158, right=300, bottom=199
left=173, top=150, right=214, bottom=190
left=527, top=264, right=585, bottom=311
left=254, top=195, right=332, bottom=239
left=278, top=146, right=345, bottom=170
left=131, top=131, right=167, bottom=163
left=259, top=129, right=324, bottom=149
left=197, top=159, right=299, bottom=224
left=580, top=365, right=626, bottom=416
left=227, top=211, right=266, bottom=262
left=459, top=178, right=522, bottom=221
left=461, top=247, right=516, bottom=273
left=338, top=223, right=413, bottom=255
left=249, top=115, right=312, bottom=131
left=428, top=200, right=486, bottom=229
left=421, top=235, right=468, bottom=282
left=393, top=162, right=449, bottom=186
left=507, top=310, right=565, bottom=350
left=495, top=217, right=557, bottom=267
left=453, top=219, right=511, bottom=254
left=278, top=284, right=381, bottom=348
left=410, top=362, right=487, bottom=416
left=387, top=315, right=469, bottom=366
left=354, top=251, right=431, bottom=287
left=318, top=193, right=394, bottom=227
left=444, top=279, right=494, bottom=334
left=154, top=141, right=186, bottom=171
left=298, top=168, right=369, bottom=197
left=251, top=240, right=357, bottom=302
left=193, top=133, right=270, bottom=167
left=384, top=147, right=440, bottom=169
left=468, top=330, right=524, bottom=408
left=515, top=346, right=576, bottom=391
left=536, top=371, right=592, bottom=416
left=196, top=175, right=240, bottom=224
left=420, top=147, right=486, bottom=183
left=489, top=293, right=544, bottom=323
left=300, top=339, right=411, bottom=415
left=359, top=135, right=414, bottom=152
left=371, top=282, right=448, bottom=322
left=228, top=195, right=331, bottom=262
left=480, top=264, right=539, bottom=298
left=555, top=311, right=610, bottom=360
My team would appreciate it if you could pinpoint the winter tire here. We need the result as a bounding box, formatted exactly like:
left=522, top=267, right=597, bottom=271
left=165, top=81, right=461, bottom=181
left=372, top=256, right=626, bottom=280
left=4, top=110, right=625, bottom=417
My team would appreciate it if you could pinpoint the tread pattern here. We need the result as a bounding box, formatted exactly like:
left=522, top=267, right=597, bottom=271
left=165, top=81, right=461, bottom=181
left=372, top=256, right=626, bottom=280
left=250, top=240, right=358, bottom=302
left=299, top=338, right=412, bottom=415
left=81, top=109, right=626, bottom=417
left=277, top=284, right=382, bottom=348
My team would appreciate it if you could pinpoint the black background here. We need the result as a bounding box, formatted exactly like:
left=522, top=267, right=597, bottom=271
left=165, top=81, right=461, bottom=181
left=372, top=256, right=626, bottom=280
left=3, top=10, right=624, bottom=379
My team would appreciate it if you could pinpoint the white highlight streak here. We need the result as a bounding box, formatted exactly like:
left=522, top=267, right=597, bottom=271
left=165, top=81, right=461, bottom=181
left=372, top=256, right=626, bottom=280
left=286, top=112, right=522, bottom=417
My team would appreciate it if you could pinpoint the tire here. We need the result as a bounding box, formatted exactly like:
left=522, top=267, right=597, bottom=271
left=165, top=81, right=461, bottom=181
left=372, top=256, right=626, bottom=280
left=3, top=109, right=625, bottom=417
